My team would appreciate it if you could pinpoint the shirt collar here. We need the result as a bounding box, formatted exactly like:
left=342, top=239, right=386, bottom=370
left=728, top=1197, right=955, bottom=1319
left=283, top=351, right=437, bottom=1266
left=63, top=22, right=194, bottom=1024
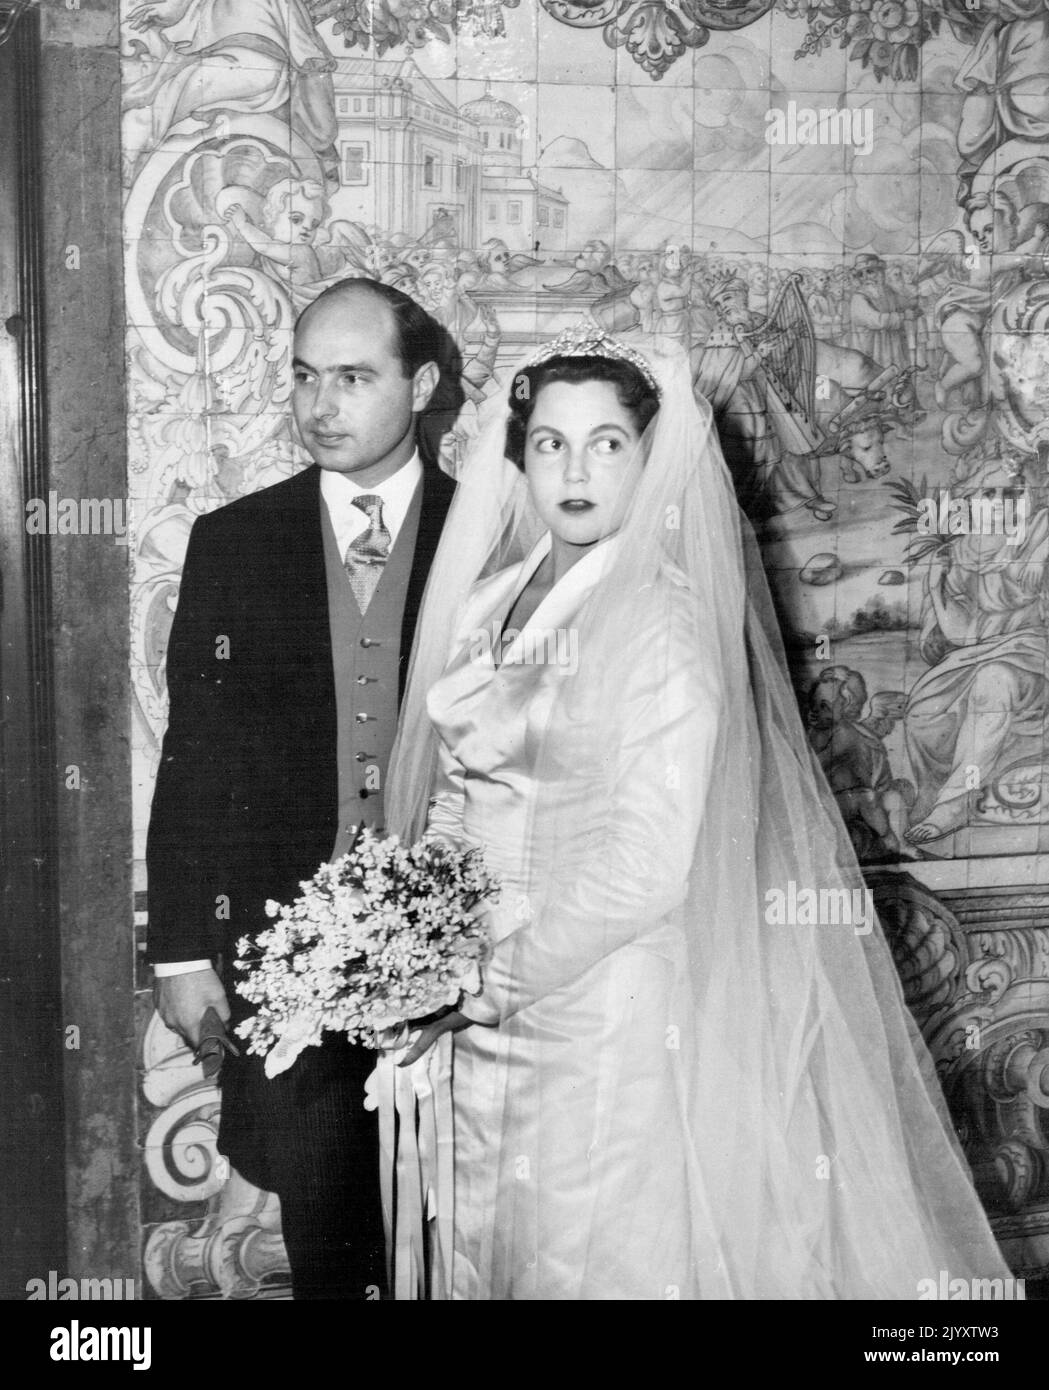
left=319, top=451, right=422, bottom=533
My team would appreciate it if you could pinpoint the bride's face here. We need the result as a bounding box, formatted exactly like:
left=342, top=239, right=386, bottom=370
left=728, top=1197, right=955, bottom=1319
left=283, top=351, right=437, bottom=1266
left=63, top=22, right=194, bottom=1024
left=523, top=380, right=645, bottom=551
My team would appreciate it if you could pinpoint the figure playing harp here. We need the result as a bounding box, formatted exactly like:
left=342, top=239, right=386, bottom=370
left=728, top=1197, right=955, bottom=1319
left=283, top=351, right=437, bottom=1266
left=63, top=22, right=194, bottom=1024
left=694, top=271, right=829, bottom=520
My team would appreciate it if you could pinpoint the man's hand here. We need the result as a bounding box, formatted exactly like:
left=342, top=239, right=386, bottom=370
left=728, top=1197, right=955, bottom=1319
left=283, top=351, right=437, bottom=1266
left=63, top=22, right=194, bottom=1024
left=153, top=968, right=229, bottom=1048
left=398, top=1010, right=472, bottom=1068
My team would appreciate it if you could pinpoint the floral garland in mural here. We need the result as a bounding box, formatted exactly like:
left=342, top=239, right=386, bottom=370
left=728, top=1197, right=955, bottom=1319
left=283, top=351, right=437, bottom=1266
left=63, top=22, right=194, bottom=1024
left=308, top=0, right=519, bottom=51
left=310, top=0, right=778, bottom=78
left=295, top=0, right=993, bottom=86
left=304, top=0, right=978, bottom=87
left=787, top=0, right=940, bottom=83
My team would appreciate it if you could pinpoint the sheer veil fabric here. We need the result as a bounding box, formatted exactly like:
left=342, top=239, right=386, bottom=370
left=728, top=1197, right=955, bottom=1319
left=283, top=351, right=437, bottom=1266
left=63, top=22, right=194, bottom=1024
left=387, top=335, right=1011, bottom=1299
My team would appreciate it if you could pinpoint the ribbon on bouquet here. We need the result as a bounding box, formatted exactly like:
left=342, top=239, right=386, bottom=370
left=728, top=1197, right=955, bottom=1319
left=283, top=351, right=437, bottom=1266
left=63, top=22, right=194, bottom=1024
left=368, top=1029, right=455, bottom=1300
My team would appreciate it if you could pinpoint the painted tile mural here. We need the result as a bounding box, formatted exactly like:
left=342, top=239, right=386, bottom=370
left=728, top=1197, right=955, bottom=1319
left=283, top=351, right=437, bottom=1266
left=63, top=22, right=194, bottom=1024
left=122, top=0, right=1049, bottom=890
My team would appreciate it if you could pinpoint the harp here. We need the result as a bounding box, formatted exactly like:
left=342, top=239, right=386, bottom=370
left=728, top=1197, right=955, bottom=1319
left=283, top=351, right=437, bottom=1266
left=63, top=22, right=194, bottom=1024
left=737, top=272, right=823, bottom=455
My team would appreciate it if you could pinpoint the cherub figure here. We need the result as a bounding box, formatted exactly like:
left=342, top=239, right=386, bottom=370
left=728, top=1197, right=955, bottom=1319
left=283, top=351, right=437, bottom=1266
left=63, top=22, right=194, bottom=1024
left=928, top=190, right=1032, bottom=409
left=219, top=177, right=370, bottom=307
left=807, top=668, right=914, bottom=861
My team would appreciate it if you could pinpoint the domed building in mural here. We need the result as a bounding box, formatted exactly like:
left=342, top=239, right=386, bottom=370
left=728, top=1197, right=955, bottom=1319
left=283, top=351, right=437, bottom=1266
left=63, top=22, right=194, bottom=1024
left=459, top=81, right=569, bottom=254
left=326, top=65, right=567, bottom=254
left=459, top=83, right=525, bottom=171
left=328, top=57, right=484, bottom=246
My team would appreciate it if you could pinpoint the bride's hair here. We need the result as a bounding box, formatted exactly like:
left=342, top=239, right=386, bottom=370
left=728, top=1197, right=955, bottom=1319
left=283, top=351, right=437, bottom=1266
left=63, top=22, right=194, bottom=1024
left=504, top=355, right=661, bottom=470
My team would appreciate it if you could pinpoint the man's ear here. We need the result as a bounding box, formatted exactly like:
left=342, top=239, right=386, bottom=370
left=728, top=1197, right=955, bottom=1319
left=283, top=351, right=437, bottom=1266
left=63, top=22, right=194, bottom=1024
left=411, top=360, right=439, bottom=413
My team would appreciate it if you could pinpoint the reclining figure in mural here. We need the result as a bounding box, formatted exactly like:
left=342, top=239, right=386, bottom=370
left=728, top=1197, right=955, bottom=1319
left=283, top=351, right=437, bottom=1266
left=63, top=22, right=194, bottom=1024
left=904, top=446, right=1049, bottom=845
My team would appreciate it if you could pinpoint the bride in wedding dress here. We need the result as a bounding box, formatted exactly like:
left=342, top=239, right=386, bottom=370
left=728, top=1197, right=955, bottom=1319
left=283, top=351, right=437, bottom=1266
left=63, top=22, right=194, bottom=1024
left=387, top=326, right=1011, bottom=1300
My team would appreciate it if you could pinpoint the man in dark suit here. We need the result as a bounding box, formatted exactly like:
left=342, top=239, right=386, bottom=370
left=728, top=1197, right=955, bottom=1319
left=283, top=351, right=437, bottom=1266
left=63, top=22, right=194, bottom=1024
left=146, top=278, right=456, bottom=1299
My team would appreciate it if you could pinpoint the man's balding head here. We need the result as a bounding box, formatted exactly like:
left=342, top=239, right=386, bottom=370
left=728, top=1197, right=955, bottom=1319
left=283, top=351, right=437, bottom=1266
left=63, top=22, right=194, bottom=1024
left=291, top=277, right=441, bottom=485
left=295, top=277, right=443, bottom=380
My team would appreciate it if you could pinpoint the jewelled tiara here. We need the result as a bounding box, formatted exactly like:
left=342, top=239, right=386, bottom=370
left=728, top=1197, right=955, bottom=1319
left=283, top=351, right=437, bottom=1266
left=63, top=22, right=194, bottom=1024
left=523, top=325, right=661, bottom=397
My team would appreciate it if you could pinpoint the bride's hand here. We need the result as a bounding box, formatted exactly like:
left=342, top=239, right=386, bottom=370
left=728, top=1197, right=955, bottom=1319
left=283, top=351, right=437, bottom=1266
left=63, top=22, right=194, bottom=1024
left=398, top=1009, right=472, bottom=1067
left=375, top=1024, right=408, bottom=1052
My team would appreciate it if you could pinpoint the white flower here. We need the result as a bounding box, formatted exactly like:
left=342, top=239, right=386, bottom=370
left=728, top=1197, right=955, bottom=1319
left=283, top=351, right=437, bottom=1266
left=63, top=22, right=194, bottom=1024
left=234, top=831, right=499, bottom=1068
left=263, top=1014, right=318, bottom=1078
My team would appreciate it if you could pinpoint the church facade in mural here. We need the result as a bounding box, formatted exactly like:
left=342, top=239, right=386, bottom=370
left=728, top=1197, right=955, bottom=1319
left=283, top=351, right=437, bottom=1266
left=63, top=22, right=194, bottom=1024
left=120, top=0, right=1049, bottom=1293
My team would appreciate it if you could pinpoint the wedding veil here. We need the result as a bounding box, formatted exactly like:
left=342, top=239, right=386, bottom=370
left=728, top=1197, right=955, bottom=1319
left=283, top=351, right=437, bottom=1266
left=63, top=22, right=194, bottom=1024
left=387, top=333, right=1010, bottom=1298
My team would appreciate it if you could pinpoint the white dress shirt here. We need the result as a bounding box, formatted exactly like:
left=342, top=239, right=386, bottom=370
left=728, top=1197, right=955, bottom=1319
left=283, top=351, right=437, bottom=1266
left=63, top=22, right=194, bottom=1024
left=154, top=453, right=423, bottom=978
left=319, top=450, right=422, bottom=557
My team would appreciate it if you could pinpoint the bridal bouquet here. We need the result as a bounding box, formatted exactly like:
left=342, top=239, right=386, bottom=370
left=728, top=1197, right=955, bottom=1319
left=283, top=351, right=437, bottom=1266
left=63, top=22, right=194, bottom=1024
left=234, top=829, right=498, bottom=1078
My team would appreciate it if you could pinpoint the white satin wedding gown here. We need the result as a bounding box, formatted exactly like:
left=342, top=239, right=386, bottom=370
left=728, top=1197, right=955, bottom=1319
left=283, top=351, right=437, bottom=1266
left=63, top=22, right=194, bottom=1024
left=425, top=532, right=720, bottom=1300
left=402, top=345, right=1011, bottom=1303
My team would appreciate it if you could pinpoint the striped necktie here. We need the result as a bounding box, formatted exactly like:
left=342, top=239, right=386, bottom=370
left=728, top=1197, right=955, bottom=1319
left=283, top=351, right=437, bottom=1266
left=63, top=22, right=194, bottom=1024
left=344, top=494, right=391, bottom=613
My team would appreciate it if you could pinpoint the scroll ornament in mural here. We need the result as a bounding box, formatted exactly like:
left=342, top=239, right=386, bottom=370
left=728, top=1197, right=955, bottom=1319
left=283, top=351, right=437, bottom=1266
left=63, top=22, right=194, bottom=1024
left=139, top=1008, right=291, bottom=1296
left=873, top=872, right=1049, bottom=1220
left=127, top=139, right=371, bottom=495
left=540, top=0, right=774, bottom=78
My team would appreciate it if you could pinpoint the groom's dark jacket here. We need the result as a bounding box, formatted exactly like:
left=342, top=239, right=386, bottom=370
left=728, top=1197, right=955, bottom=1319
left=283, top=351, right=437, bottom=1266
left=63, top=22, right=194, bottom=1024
left=145, top=460, right=455, bottom=1183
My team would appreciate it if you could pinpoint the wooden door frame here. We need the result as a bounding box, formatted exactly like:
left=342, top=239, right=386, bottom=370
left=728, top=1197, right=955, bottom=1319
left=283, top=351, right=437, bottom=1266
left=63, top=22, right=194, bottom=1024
left=0, top=0, right=67, bottom=1298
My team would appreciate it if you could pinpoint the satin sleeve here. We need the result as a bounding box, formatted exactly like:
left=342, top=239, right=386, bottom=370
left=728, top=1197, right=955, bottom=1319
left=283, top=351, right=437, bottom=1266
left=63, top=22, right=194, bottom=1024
left=421, top=570, right=516, bottom=852
left=461, top=601, right=721, bottom=1026
left=423, top=734, right=468, bottom=850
